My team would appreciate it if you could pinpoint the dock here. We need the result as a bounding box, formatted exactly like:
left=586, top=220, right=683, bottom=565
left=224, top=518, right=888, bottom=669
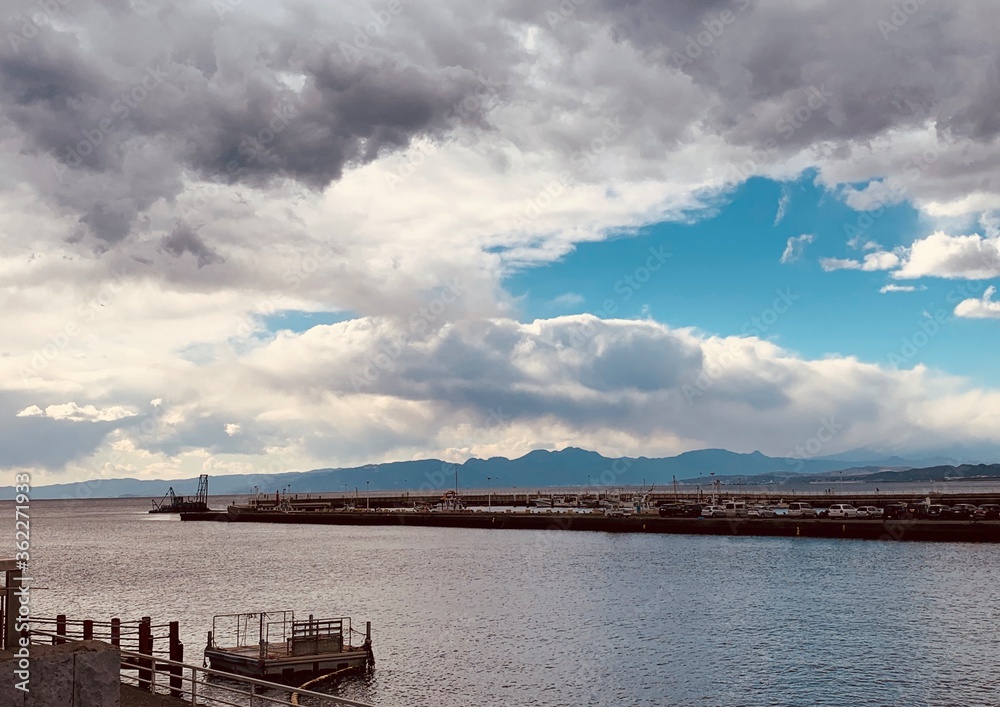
left=205, top=611, right=374, bottom=681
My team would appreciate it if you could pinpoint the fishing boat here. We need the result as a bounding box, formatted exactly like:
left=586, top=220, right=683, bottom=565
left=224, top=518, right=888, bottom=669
left=204, top=610, right=374, bottom=681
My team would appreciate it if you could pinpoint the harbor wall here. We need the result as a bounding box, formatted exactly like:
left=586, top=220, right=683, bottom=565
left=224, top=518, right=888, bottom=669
left=1, top=640, right=120, bottom=707
left=182, top=509, right=1000, bottom=542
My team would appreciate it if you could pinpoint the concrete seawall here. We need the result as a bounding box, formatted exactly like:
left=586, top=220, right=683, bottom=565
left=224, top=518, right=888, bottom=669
left=181, top=509, right=1000, bottom=542
left=1, top=640, right=120, bottom=707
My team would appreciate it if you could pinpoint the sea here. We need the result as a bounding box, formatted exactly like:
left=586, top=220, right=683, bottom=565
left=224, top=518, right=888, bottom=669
left=11, top=496, right=1000, bottom=706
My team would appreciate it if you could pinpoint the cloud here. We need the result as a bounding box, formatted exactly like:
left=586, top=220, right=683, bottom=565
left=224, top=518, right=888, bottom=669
left=225, top=423, right=242, bottom=436
left=820, top=250, right=901, bottom=272
left=16, top=403, right=138, bottom=422
left=5, top=0, right=1000, bottom=481
left=773, top=190, right=791, bottom=225
left=879, top=284, right=925, bottom=294
left=840, top=180, right=906, bottom=212
left=954, top=286, right=1000, bottom=319
left=780, top=233, right=813, bottom=264
left=549, top=293, right=585, bottom=307
left=893, top=232, right=1000, bottom=280
left=160, top=223, right=224, bottom=268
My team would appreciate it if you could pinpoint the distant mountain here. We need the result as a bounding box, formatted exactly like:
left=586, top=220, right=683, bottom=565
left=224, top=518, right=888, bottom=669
left=4, top=446, right=991, bottom=500
left=842, top=463, right=1000, bottom=483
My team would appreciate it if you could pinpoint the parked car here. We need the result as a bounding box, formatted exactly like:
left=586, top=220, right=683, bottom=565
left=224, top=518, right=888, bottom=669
left=680, top=503, right=704, bottom=517
left=827, top=504, right=859, bottom=519
left=855, top=506, right=882, bottom=518
left=604, top=507, right=626, bottom=518
left=947, top=503, right=978, bottom=520
left=974, top=504, right=1000, bottom=520
left=924, top=504, right=951, bottom=519
left=787, top=502, right=818, bottom=518
left=882, top=503, right=908, bottom=520
left=700, top=505, right=727, bottom=518
left=658, top=504, right=683, bottom=517
left=746, top=506, right=776, bottom=518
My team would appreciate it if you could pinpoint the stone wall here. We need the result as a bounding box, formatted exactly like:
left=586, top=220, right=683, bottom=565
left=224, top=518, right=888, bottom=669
left=1, top=640, right=120, bottom=707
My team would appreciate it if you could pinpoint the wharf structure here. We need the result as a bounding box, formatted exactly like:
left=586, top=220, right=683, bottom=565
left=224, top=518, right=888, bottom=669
left=238, top=488, right=1000, bottom=512
left=182, top=505, right=1000, bottom=543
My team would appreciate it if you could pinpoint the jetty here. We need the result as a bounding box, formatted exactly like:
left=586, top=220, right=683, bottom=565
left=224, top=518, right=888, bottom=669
left=181, top=506, right=1000, bottom=542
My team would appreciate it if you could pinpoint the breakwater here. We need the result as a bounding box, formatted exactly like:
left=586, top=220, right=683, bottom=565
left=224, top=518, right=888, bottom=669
left=181, top=508, right=1000, bottom=542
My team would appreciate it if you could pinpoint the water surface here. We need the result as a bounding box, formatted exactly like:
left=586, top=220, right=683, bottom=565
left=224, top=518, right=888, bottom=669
left=15, top=498, right=1000, bottom=706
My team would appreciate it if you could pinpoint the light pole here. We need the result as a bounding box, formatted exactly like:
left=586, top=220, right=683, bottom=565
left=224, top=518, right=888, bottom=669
left=487, top=476, right=492, bottom=511
left=366, top=480, right=370, bottom=510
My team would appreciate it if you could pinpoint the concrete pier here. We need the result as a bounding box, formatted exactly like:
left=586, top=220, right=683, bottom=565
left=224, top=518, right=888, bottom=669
left=182, top=508, right=1000, bottom=542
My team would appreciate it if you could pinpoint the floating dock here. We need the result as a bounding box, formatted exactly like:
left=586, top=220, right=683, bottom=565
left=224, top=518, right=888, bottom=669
left=180, top=507, right=1000, bottom=542
left=204, top=611, right=374, bottom=681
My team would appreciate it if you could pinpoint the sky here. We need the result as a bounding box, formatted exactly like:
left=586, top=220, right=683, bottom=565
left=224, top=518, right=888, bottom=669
left=3, top=0, right=1000, bottom=485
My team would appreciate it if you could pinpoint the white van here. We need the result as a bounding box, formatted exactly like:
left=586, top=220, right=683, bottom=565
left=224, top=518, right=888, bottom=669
left=724, top=501, right=748, bottom=517
left=787, top=502, right=817, bottom=517
left=827, top=504, right=858, bottom=519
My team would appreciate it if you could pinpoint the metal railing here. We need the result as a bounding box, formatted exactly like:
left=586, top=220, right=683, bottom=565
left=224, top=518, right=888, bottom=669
left=118, top=648, right=376, bottom=707
left=29, top=629, right=375, bottom=707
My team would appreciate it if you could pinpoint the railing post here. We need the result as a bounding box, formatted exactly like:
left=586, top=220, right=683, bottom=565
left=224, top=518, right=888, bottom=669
left=169, top=621, right=184, bottom=698
left=138, top=616, right=153, bottom=692
left=111, top=617, right=120, bottom=647
left=83, top=619, right=94, bottom=641
left=189, top=664, right=198, bottom=706
left=56, top=614, right=67, bottom=645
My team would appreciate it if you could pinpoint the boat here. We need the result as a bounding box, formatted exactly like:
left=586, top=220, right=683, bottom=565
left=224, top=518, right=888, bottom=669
left=149, top=475, right=210, bottom=513
left=532, top=496, right=554, bottom=508
left=204, top=610, right=374, bottom=681
left=431, top=490, right=466, bottom=511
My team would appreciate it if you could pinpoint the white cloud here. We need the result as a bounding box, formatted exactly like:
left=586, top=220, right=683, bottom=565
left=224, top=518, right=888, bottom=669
left=225, top=423, right=242, bottom=436
left=820, top=250, right=901, bottom=272
left=549, top=293, right=585, bottom=308
left=955, top=286, right=1000, bottom=319
left=879, top=284, right=925, bottom=294
left=15, top=403, right=137, bottom=423
left=840, top=180, right=906, bottom=212
left=893, top=232, right=1000, bottom=280
left=773, top=190, right=791, bottom=226
left=780, top=234, right=814, bottom=264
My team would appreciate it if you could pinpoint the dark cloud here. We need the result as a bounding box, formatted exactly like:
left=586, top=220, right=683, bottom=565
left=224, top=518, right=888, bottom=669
left=160, top=222, right=223, bottom=267
left=0, top=0, right=508, bottom=248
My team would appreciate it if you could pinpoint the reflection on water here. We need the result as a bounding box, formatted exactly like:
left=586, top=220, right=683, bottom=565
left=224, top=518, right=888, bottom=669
left=17, top=497, right=1000, bottom=706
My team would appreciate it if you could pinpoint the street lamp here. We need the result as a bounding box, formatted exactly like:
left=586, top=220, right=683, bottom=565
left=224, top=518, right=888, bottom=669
left=366, top=480, right=370, bottom=510
left=487, top=476, right=492, bottom=511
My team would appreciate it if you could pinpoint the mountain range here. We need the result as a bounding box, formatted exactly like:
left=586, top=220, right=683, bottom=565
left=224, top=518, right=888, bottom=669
left=3, top=447, right=997, bottom=501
